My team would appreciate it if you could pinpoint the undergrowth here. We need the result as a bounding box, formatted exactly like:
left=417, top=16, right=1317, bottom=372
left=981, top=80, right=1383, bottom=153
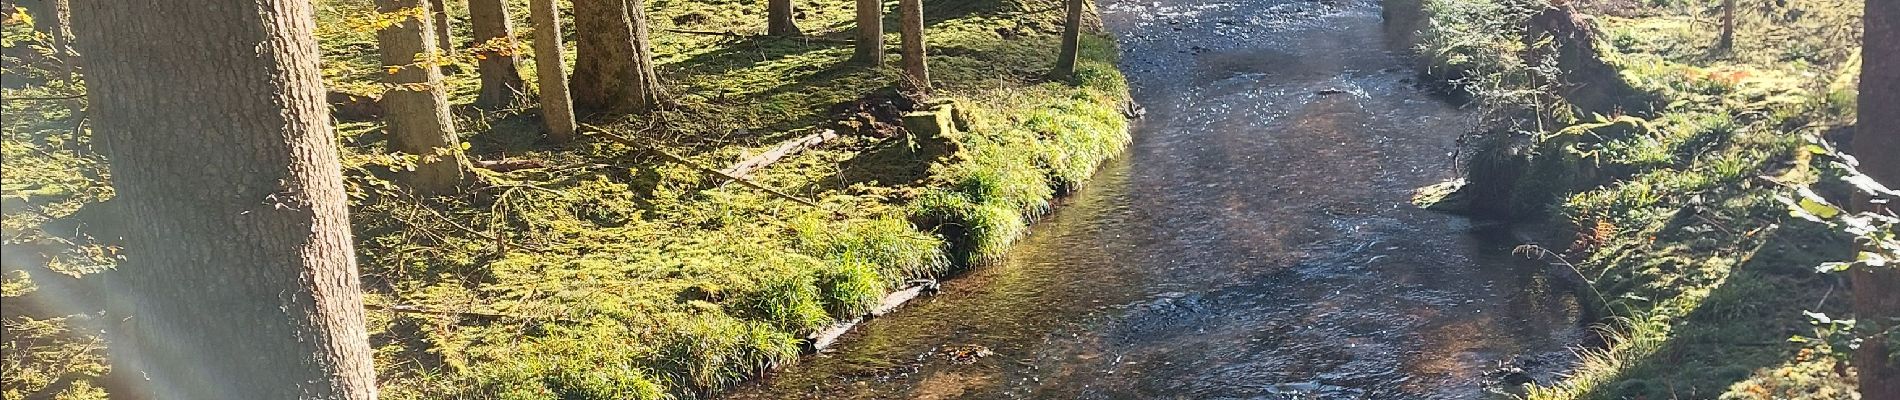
left=1, top=0, right=1130, bottom=399
left=1412, top=0, right=1865, bottom=398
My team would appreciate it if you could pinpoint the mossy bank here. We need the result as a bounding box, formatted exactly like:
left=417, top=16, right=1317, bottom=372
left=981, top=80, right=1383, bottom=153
left=1406, top=0, right=1866, bottom=397
left=0, top=0, right=1131, bottom=399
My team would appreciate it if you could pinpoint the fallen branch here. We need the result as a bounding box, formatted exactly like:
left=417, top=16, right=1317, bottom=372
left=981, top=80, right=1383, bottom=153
left=661, top=29, right=854, bottom=44
left=784, top=36, right=855, bottom=45
left=23, top=372, right=82, bottom=400
left=475, top=158, right=548, bottom=172
left=721, top=129, right=838, bottom=179
left=365, top=304, right=581, bottom=324
left=581, top=124, right=841, bottom=216
left=664, top=28, right=750, bottom=38
left=806, top=280, right=936, bottom=352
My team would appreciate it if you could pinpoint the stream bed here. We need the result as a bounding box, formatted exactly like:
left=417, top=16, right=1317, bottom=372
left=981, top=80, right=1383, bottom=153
left=727, top=0, right=1584, bottom=398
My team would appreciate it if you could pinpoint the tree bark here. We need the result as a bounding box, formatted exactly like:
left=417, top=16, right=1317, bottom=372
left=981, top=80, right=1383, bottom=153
left=468, top=0, right=530, bottom=108
left=1717, top=0, right=1734, bottom=51
left=897, top=0, right=929, bottom=92
left=768, top=0, right=801, bottom=36
left=851, top=0, right=882, bottom=65
left=572, top=0, right=664, bottom=115
left=628, top=0, right=664, bottom=109
left=1052, top=0, right=1084, bottom=79
left=67, top=0, right=376, bottom=398
left=1856, top=0, right=1900, bottom=398
left=529, top=0, right=576, bottom=141
left=430, top=0, right=453, bottom=52
left=50, top=0, right=73, bottom=77
left=378, top=0, right=469, bottom=194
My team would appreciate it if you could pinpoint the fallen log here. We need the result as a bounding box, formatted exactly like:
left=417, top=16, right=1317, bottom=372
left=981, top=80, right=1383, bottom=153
left=805, top=281, right=935, bottom=352
left=661, top=28, right=854, bottom=44
left=365, top=303, right=580, bottom=324
left=474, top=158, right=547, bottom=172
left=580, top=124, right=841, bottom=216
left=721, top=129, right=838, bottom=179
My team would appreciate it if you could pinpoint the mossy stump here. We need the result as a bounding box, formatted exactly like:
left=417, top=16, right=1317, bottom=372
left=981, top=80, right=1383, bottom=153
left=901, top=101, right=964, bottom=163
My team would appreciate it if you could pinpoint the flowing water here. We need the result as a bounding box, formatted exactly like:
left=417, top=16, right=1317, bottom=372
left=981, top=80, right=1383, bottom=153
left=727, top=0, right=1583, bottom=398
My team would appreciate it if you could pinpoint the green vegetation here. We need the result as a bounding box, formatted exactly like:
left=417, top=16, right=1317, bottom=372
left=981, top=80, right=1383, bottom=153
left=1412, top=0, right=1868, bottom=397
left=2, top=0, right=1128, bottom=398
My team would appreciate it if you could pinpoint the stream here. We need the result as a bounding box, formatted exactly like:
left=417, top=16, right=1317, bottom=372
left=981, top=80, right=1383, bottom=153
left=727, top=0, right=1584, bottom=398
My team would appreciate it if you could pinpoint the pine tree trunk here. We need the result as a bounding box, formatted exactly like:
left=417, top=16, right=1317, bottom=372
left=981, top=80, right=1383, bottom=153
left=529, top=0, right=576, bottom=141
left=67, top=0, right=376, bottom=398
left=1855, top=0, right=1900, bottom=397
left=1717, top=0, right=1735, bottom=51
left=573, top=0, right=663, bottom=115
left=628, top=0, right=664, bottom=109
left=1052, top=0, right=1084, bottom=79
left=851, top=0, right=882, bottom=65
left=468, top=0, right=530, bottom=108
left=768, top=0, right=801, bottom=36
left=377, top=0, right=468, bottom=194
left=897, top=0, right=929, bottom=92
left=49, top=0, right=73, bottom=77
left=430, top=0, right=453, bottom=52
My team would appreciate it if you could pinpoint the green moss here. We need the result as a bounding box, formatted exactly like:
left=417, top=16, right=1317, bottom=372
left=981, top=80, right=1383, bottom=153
left=473, top=333, right=670, bottom=400
left=1415, top=0, right=1862, bottom=397
left=6, top=0, right=1108, bottom=398
left=654, top=315, right=802, bottom=393
left=814, top=258, right=885, bottom=318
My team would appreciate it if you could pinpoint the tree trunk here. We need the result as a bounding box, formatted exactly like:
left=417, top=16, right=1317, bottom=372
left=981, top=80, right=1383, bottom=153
left=1855, top=0, right=1900, bottom=397
left=1052, top=0, right=1084, bottom=79
left=850, top=0, right=882, bottom=65
left=897, top=0, right=929, bottom=92
left=628, top=0, right=664, bottom=109
left=572, top=0, right=663, bottom=115
left=768, top=0, right=801, bottom=36
left=377, top=0, right=469, bottom=194
left=67, top=0, right=376, bottom=398
left=430, top=0, right=453, bottom=52
left=1717, top=0, right=1734, bottom=51
left=529, top=0, right=576, bottom=141
left=468, top=0, right=530, bottom=108
left=50, top=0, right=73, bottom=77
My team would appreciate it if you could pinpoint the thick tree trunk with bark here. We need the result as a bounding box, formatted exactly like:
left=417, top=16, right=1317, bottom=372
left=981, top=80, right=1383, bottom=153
left=377, top=0, right=469, bottom=194
left=768, top=0, right=801, bottom=36
left=851, top=0, right=882, bottom=64
left=430, top=0, right=453, bottom=51
left=67, top=0, right=376, bottom=398
left=468, top=0, right=530, bottom=108
left=897, top=0, right=929, bottom=92
left=529, top=0, right=576, bottom=141
left=1855, top=0, right=1900, bottom=397
left=572, top=0, right=664, bottom=115
left=1052, top=0, right=1084, bottom=79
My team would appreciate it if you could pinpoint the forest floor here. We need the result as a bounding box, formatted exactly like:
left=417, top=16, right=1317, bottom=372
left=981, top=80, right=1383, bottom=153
left=1415, top=0, right=1867, bottom=398
left=0, top=0, right=1130, bottom=398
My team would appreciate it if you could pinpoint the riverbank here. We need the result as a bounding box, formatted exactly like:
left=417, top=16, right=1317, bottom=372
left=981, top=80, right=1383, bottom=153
left=0, top=1, right=1130, bottom=399
left=1409, top=0, right=1863, bottom=397
left=729, top=0, right=1588, bottom=397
